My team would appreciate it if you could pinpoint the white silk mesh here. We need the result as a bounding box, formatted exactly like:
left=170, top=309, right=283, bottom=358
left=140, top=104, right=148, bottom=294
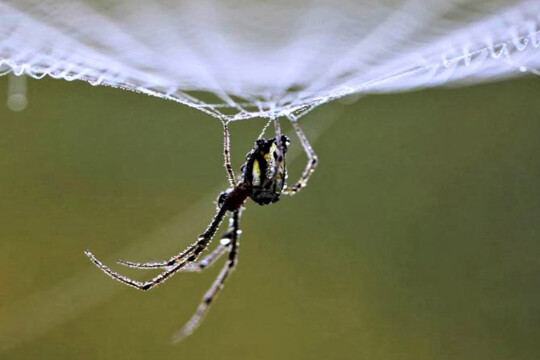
left=1, top=0, right=539, bottom=121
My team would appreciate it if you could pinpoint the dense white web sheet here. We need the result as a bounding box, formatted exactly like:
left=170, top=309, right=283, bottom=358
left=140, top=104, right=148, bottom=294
left=1, top=0, right=539, bottom=121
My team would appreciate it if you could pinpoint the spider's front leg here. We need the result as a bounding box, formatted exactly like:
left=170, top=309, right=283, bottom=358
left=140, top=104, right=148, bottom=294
left=172, top=208, right=243, bottom=342
left=115, top=245, right=197, bottom=269
left=283, top=120, right=319, bottom=195
left=84, top=202, right=230, bottom=291
left=115, top=193, right=237, bottom=271
left=118, top=239, right=227, bottom=272
left=181, top=226, right=236, bottom=272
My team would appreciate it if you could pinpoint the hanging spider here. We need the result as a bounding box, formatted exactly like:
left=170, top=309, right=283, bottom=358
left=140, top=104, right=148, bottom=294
left=84, top=118, right=318, bottom=342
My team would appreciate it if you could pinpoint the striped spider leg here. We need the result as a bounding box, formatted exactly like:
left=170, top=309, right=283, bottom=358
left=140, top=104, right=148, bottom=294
left=84, top=202, right=229, bottom=291
left=114, top=209, right=240, bottom=273
left=281, top=118, right=319, bottom=196
left=172, top=208, right=242, bottom=342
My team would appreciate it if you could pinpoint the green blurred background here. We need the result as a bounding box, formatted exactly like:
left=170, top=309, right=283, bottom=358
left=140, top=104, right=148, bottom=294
left=0, top=75, right=539, bottom=360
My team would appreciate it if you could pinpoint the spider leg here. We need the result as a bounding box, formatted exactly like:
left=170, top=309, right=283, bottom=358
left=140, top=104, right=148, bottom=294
left=84, top=250, right=193, bottom=291
left=85, top=203, right=230, bottom=291
left=273, top=117, right=282, bottom=138
left=181, top=226, right=235, bottom=272
left=119, top=225, right=233, bottom=271
left=117, top=244, right=225, bottom=271
left=115, top=245, right=196, bottom=269
left=179, top=244, right=227, bottom=272
left=222, top=120, right=237, bottom=188
left=283, top=119, right=318, bottom=195
left=171, top=208, right=242, bottom=342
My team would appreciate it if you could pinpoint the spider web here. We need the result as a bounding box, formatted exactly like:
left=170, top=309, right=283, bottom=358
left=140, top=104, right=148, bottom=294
left=1, top=0, right=539, bottom=121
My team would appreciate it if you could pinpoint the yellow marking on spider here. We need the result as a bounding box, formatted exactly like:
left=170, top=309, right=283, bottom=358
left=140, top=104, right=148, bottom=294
left=252, top=159, right=261, bottom=186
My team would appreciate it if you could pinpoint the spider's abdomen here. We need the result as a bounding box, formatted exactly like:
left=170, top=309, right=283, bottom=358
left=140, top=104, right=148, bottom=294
left=242, top=135, right=289, bottom=206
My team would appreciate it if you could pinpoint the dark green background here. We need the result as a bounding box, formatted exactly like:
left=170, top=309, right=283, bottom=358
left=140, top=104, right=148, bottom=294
left=0, top=75, right=539, bottom=360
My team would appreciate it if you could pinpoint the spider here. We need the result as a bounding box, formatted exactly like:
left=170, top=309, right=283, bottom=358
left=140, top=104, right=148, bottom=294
left=84, top=118, right=318, bottom=342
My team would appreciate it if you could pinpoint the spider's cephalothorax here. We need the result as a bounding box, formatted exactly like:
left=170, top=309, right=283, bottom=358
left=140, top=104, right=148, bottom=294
left=85, top=120, right=317, bottom=342
left=242, top=135, right=289, bottom=205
